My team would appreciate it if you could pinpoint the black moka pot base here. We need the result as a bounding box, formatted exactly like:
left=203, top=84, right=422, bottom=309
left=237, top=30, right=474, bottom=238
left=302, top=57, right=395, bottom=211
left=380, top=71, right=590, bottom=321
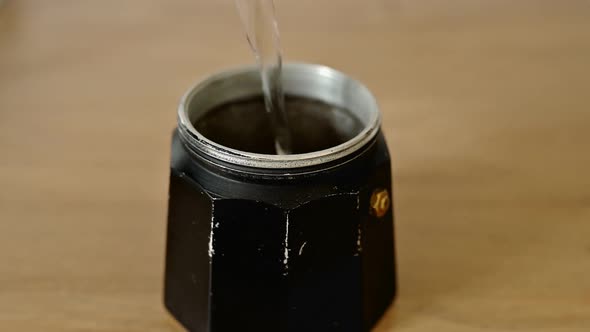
left=163, top=64, right=397, bottom=332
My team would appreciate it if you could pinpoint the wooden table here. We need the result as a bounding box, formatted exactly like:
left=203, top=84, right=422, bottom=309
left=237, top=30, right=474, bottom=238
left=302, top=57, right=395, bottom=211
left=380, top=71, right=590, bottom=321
left=1, top=0, right=589, bottom=331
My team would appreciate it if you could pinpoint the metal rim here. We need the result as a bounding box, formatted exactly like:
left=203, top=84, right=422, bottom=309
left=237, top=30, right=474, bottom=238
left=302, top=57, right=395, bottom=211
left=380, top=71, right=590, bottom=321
left=177, top=63, right=381, bottom=170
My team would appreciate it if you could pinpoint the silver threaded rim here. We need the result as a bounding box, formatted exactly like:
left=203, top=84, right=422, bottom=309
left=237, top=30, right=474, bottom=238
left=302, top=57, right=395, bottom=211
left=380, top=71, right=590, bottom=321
left=177, top=63, right=381, bottom=170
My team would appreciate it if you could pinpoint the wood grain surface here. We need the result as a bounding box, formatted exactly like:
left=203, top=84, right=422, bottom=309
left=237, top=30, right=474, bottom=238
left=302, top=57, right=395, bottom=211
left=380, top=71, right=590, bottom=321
left=1, top=0, right=589, bottom=331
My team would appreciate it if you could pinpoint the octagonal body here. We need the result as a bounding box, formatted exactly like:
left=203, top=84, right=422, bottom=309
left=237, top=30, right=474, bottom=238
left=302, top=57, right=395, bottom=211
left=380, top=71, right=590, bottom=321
left=164, top=130, right=396, bottom=332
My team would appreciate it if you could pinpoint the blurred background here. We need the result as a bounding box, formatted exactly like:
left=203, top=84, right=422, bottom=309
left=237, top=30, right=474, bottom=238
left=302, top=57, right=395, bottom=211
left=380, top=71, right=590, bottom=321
left=1, top=0, right=589, bottom=331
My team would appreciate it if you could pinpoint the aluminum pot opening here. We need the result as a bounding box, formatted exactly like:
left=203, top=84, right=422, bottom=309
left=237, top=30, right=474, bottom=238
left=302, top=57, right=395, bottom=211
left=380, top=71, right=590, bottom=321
left=178, top=63, right=381, bottom=169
